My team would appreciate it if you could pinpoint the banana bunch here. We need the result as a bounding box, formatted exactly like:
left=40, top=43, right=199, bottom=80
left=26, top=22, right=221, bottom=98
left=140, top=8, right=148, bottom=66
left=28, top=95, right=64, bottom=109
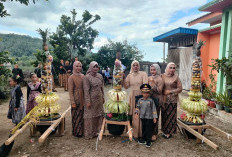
left=108, top=89, right=127, bottom=102
left=104, top=99, right=129, bottom=113
left=182, top=113, right=203, bottom=123
left=35, top=93, right=59, bottom=105
left=37, top=105, right=61, bottom=117
left=182, top=98, right=208, bottom=115
left=188, top=91, right=202, bottom=101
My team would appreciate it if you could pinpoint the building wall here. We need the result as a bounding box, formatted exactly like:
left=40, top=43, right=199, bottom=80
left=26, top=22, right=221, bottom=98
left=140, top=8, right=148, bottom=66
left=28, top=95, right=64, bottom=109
left=198, top=32, right=220, bottom=89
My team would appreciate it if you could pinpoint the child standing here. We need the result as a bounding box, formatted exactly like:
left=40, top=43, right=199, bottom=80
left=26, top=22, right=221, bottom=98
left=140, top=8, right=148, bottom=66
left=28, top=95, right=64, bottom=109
left=7, top=75, right=26, bottom=125
left=26, top=73, right=41, bottom=114
left=135, top=83, right=158, bottom=148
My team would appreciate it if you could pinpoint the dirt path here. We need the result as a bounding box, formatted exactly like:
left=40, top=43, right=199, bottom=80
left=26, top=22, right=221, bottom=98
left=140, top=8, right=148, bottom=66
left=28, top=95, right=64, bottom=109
left=0, top=87, right=232, bottom=157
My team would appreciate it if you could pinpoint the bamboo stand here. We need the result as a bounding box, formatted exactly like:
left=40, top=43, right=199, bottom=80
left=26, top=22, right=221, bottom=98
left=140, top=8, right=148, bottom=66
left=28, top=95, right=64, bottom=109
left=30, top=107, right=70, bottom=143
left=99, top=118, right=133, bottom=141
left=177, top=119, right=232, bottom=150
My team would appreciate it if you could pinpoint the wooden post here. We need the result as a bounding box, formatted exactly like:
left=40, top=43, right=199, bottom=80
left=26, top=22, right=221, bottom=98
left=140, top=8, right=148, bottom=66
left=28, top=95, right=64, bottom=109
left=99, top=118, right=132, bottom=141
left=163, top=42, right=166, bottom=63
left=99, top=118, right=106, bottom=140
left=58, top=118, right=65, bottom=136
left=30, top=124, right=37, bottom=137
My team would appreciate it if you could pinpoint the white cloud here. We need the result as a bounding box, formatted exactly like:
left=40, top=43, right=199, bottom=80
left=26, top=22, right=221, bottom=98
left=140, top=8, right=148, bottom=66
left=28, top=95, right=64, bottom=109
left=1, top=0, right=209, bottom=61
left=93, top=37, right=109, bottom=48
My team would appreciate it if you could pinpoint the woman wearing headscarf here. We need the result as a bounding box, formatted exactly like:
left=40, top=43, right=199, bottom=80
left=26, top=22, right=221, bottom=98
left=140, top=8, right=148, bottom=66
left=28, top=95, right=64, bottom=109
left=148, top=64, right=164, bottom=141
left=161, top=62, right=182, bottom=139
left=83, top=61, right=104, bottom=139
left=68, top=61, right=84, bottom=137
left=124, top=60, right=148, bottom=138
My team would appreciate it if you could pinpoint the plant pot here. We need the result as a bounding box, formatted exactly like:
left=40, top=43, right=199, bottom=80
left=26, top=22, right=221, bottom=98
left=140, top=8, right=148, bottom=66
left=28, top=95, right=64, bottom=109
left=209, top=101, right=216, bottom=108
left=224, top=106, right=231, bottom=113
left=216, top=103, right=224, bottom=110
left=107, top=124, right=125, bottom=136
left=206, top=100, right=211, bottom=106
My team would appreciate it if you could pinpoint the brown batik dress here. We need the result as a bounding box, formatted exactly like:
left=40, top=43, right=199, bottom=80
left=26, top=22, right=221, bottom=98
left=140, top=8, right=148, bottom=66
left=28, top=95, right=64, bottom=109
left=161, top=74, right=182, bottom=135
left=83, top=73, right=104, bottom=139
left=68, top=74, right=85, bottom=137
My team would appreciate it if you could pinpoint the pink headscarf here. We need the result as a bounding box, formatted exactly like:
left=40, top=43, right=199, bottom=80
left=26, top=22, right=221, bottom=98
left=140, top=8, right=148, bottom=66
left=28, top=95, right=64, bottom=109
left=86, top=61, right=99, bottom=76
left=72, top=61, right=82, bottom=76
left=129, top=60, right=140, bottom=74
left=165, top=62, right=176, bottom=76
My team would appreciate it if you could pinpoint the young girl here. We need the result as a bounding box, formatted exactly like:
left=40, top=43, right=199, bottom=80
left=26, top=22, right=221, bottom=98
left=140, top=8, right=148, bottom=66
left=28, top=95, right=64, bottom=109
left=26, top=73, right=41, bottom=114
left=7, top=75, right=26, bottom=125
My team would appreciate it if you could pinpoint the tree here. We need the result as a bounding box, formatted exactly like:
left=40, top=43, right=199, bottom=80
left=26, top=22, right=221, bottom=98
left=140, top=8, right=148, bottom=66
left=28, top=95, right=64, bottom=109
left=0, top=51, right=14, bottom=99
left=95, top=40, right=143, bottom=72
left=0, top=0, right=46, bottom=17
left=49, top=9, right=101, bottom=60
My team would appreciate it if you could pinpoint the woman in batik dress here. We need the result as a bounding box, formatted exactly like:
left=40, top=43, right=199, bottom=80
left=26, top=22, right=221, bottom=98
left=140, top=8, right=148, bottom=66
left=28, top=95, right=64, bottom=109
left=68, top=61, right=85, bottom=137
left=161, top=62, right=182, bottom=139
left=83, top=61, right=104, bottom=139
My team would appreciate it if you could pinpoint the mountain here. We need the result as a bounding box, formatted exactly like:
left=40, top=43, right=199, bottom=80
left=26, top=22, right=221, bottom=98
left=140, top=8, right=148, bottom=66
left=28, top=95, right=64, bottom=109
left=0, top=33, right=42, bottom=57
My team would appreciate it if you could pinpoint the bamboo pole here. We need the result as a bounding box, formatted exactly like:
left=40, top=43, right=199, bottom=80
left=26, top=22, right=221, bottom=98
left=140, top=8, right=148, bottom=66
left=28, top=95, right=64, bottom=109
left=38, top=106, right=71, bottom=143
left=177, top=119, right=219, bottom=150
left=209, top=124, right=232, bottom=140
left=5, top=121, right=32, bottom=145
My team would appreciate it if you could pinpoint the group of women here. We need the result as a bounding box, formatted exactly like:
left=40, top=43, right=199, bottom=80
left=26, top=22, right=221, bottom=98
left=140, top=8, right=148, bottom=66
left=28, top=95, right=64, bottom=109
left=69, top=60, right=182, bottom=140
left=124, top=61, right=182, bottom=140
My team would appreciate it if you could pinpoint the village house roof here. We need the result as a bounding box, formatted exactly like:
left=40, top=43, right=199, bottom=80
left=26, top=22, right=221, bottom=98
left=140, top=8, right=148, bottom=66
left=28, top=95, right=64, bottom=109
left=199, top=0, right=232, bottom=12
left=186, top=12, right=222, bottom=27
left=153, top=27, right=198, bottom=43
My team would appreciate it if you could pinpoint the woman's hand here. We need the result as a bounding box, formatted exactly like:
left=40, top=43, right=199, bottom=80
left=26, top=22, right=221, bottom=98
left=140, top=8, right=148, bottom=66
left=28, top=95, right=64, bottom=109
left=71, top=103, right=76, bottom=108
left=86, top=103, right=91, bottom=109
left=134, top=113, right=139, bottom=119
left=153, top=118, right=157, bottom=123
left=14, top=108, right=18, bottom=112
left=164, top=90, right=171, bottom=95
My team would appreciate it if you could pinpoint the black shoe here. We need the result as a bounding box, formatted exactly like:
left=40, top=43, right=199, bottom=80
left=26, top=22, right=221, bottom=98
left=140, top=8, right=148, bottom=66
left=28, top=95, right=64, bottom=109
left=138, top=139, right=146, bottom=145
left=146, top=141, right=152, bottom=148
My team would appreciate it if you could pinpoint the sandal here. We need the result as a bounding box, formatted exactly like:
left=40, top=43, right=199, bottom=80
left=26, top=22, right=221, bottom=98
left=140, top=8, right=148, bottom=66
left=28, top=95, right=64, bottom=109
left=162, top=133, right=172, bottom=139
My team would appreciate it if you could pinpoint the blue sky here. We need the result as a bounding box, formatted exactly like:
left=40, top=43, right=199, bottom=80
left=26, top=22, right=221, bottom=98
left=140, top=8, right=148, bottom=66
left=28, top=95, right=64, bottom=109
left=0, top=0, right=212, bottom=62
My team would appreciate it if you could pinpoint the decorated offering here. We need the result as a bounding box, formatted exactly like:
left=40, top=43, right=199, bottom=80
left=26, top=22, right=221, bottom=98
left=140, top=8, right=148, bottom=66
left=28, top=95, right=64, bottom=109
left=181, top=41, right=208, bottom=124
left=104, top=59, right=129, bottom=121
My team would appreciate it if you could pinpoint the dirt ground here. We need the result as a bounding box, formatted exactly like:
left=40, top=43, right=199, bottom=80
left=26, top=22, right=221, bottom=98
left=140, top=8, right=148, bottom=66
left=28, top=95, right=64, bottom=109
left=0, top=86, right=232, bottom=157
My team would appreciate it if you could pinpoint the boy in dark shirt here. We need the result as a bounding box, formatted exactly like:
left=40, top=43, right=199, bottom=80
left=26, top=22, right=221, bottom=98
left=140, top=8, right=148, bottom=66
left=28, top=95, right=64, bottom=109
left=135, top=84, right=158, bottom=147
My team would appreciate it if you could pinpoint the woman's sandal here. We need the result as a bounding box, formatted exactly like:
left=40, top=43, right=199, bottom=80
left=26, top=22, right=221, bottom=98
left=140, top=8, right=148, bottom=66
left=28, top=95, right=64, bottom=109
left=162, top=133, right=172, bottom=139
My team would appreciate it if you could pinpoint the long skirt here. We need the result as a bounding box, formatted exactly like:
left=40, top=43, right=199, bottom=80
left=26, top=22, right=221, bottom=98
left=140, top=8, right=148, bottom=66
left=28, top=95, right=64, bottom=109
left=130, top=90, right=142, bottom=138
left=71, top=105, right=84, bottom=137
left=84, top=116, right=103, bottom=139
left=26, top=100, right=38, bottom=114
left=8, top=97, right=26, bottom=125
left=161, top=103, right=177, bottom=135
left=64, top=74, right=70, bottom=91
left=59, top=74, right=64, bottom=87
left=153, top=105, right=160, bottom=135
